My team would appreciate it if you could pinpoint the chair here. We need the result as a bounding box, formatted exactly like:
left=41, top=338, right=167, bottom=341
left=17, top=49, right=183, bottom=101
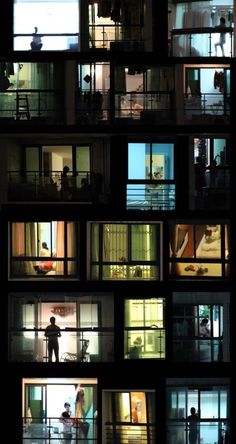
left=60, top=340, right=90, bottom=362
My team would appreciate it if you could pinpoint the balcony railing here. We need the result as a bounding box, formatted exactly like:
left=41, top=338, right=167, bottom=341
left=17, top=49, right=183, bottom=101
left=76, top=89, right=110, bottom=124
left=23, top=415, right=97, bottom=443
left=115, top=92, right=174, bottom=124
left=89, top=24, right=144, bottom=50
left=8, top=170, right=105, bottom=202
left=184, top=93, right=230, bottom=123
left=124, top=327, right=165, bottom=359
left=9, top=328, right=114, bottom=362
left=14, top=33, right=79, bottom=51
left=0, top=89, right=62, bottom=123
left=167, top=421, right=229, bottom=444
left=127, top=184, right=176, bottom=210
left=173, top=337, right=223, bottom=362
left=171, top=27, right=233, bottom=57
left=105, top=422, right=155, bottom=444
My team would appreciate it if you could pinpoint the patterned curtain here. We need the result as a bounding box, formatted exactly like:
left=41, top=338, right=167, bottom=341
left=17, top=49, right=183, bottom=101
left=103, top=224, right=128, bottom=261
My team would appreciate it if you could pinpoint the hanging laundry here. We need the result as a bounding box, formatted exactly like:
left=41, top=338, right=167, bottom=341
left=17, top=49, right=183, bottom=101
left=214, top=71, right=225, bottom=93
left=111, top=0, right=121, bottom=22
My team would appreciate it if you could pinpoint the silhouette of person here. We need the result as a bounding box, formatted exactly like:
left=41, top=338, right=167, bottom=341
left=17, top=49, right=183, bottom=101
left=45, top=316, right=61, bottom=362
left=214, top=17, right=226, bottom=56
left=60, top=402, right=74, bottom=443
left=30, top=27, right=43, bottom=51
left=187, top=407, right=199, bottom=444
left=61, top=166, right=72, bottom=198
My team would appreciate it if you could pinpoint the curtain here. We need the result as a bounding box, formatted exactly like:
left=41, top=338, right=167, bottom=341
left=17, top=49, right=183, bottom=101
left=103, top=224, right=128, bottom=261
left=26, top=223, right=36, bottom=256
left=12, top=222, right=25, bottom=256
left=131, top=224, right=156, bottom=261
left=56, top=221, right=65, bottom=274
left=67, top=222, right=75, bottom=275
left=75, top=386, right=93, bottom=419
left=169, top=224, right=178, bottom=275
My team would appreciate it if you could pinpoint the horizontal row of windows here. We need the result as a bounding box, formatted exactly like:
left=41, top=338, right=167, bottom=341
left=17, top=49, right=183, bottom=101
left=21, top=379, right=230, bottom=444
left=8, top=293, right=230, bottom=363
left=8, top=221, right=230, bottom=280
left=0, top=62, right=230, bottom=126
left=8, top=0, right=236, bottom=58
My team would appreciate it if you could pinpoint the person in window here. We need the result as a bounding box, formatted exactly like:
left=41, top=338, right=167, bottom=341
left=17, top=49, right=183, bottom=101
left=214, top=17, right=226, bottom=56
left=60, top=402, right=74, bottom=443
left=30, top=27, right=43, bottom=51
left=61, top=165, right=73, bottom=199
left=45, top=316, right=61, bottom=362
left=40, top=242, right=50, bottom=257
left=199, top=318, right=210, bottom=337
left=187, top=407, right=199, bottom=444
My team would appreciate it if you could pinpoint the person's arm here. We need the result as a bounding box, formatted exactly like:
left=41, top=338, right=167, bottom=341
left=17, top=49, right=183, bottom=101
left=58, top=327, right=61, bottom=337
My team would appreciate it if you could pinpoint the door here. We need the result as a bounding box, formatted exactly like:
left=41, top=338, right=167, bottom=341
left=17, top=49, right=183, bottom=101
left=25, top=384, right=46, bottom=423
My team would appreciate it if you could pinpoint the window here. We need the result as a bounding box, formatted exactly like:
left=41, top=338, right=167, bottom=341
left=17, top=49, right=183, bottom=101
left=124, top=298, right=165, bottom=359
left=127, top=142, right=175, bottom=210
left=88, top=0, right=146, bottom=51
left=103, top=390, right=155, bottom=443
left=115, top=66, right=174, bottom=123
left=14, top=0, right=80, bottom=51
left=169, top=223, right=230, bottom=279
left=89, top=222, right=162, bottom=280
left=77, top=62, right=110, bottom=124
left=10, top=221, right=77, bottom=278
left=191, top=137, right=230, bottom=210
left=8, top=293, right=114, bottom=362
left=166, top=383, right=230, bottom=444
left=23, top=378, right=97, bottom=442
left=173, top=304, right=224, bottom=362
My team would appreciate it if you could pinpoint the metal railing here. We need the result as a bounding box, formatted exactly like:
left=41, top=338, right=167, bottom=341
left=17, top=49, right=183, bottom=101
left=89, top=24, right=144, bottom=50
left=115, top=92, right=174, bottom=122
left=184, top=92, right=230, bottom=120
left=173, top=338, right=223, bottom=362
left=0, top=89, right=62, bottom=122
left=14, top=33, right=79, bottom=51
left=127, top=184, right=176, bottom=210
left=171, top=27, right=233, bottom=57
left=23, top=415, right=97, bottom=442
left=105, top=422, right=155, bottom=443
left=9, top=328, right=114, bottom=362
left=8, top=170, right=104, bottom=202
left=124, top=327, right=165, bottom=359
left=167, top=421, right=229, bottom=444
left=76, top=89, right=110, bottom=124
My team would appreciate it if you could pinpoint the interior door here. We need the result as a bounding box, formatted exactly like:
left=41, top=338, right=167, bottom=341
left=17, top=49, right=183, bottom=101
left=186, top=68, right=200, bottom=96
left=25, top=384, right=46, bottom=423
left=74, top=145, right=91, bottom=187
left=79, top=303, right=99, bottom=356
left=25, top=146, right=41, bottom=183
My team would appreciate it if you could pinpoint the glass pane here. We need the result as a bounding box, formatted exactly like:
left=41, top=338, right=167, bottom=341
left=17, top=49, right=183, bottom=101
left=53, top=221, right=64, bottom=257
left=130, top=392, right=147, bottom=423
left=25, top=148, right=40, bottom=182
left=102, top=264, right=159, bottom=280
left=171, top=262, right=222, bottom=278
left=200, top=391, right=218, bottom=419
left=187, top=390, right=198, bottom=414
left=12, top=222, right=25, bottom=255
left=115, top=393, right=131, bottom=422
left=91, top=224, right=99, bottom=262
left=213, top=306, right=220, bottom=337
left=131, top=224, right=157, bottom=261
left=152, top=144, right=174, bottom=180
left=145, top=299, right=164, bottom=327
left=220, top=390, right=228, bottom=418
left=67, top=222, right=75, bottom=257
left=128, top=143, right=146, bottom=179
left=103, top=224, right=128, bottom=262
left=25, top=222, right=37, bottom=256
left=38, top=222, right=51, bottom=256
left=196, top=225, right=221, bottom=259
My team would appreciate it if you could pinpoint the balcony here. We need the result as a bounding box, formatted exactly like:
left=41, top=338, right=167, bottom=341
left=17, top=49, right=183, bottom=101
left=127, top=184, right=176, bottom=210
left=0, top=89, right=63, bottom=124
left=14, top=33, right=79, bottom=51
left=9, top=328, right=114, bottom=362
left=184, top=93, right=230, bottom=125
left=171, top=27, right=234, bottom=57
left=23, top=416, right=97, bottom=443
left=8, top=170, right=106, bottom=203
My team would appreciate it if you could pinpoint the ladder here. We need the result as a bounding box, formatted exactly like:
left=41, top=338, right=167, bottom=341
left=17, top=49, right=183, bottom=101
left=16, top=94, right=30, bottom=120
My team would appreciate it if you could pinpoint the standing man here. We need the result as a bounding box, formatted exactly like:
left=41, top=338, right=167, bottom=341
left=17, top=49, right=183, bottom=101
left=45, top=316, right=61, bottom=362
